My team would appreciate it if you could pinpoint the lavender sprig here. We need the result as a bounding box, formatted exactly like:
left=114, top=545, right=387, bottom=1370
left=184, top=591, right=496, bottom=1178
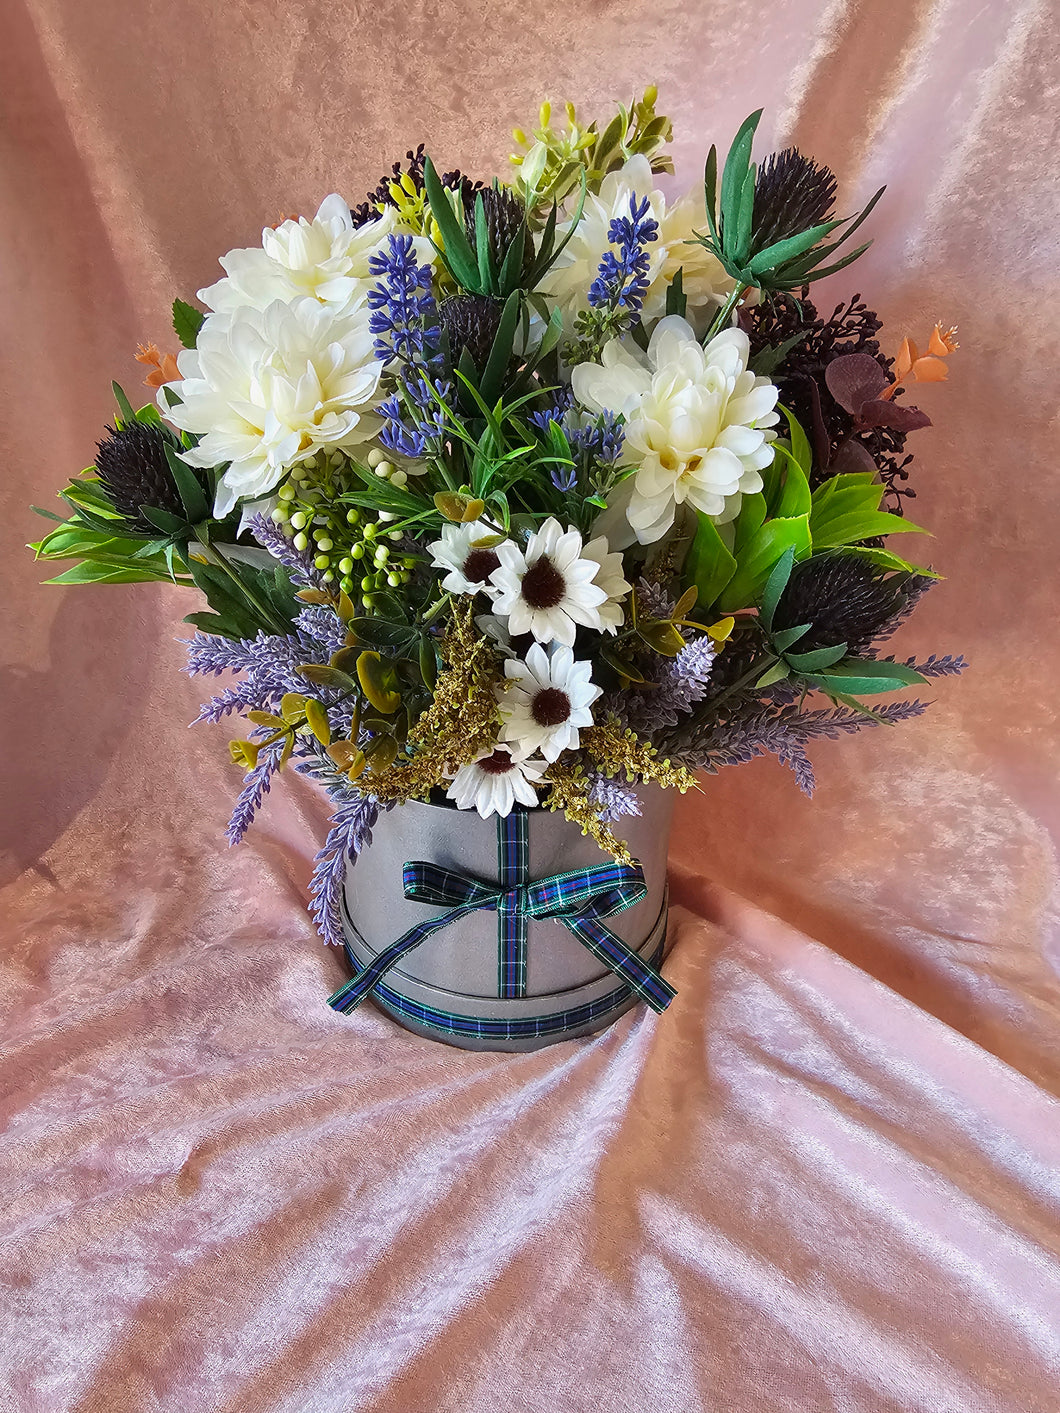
left=246, top=513, right=326, bottom=589
left=588, top=194, right=659, bottom=313
left=304, top=790, right=382, bottom=946
left=226, top=740, right=284, bottom=846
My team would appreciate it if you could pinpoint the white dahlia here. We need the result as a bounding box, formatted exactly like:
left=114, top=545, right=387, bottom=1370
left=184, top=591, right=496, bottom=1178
left=446, top=748, right=545, bottom=819
left=164, top=296, right=383, bottom=517
left=572, top=316, right=779, bottom=545
left=537, top=155, right=731, bottom=331
left=428, top=519, right=506, bottom=596
left=198, top=195, right=424, bottom=315
left=499, top=643, right=601, bottom=763
left=488, top=518, right=609, bottom=647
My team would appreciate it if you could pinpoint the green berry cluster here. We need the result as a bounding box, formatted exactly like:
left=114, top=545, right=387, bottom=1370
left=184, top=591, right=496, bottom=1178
left=269, top=450, right=417, bottom=606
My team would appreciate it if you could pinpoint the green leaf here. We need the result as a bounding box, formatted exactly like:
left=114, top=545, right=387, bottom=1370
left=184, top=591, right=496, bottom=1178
left=805, top=657, right=928, bottom=695
left=755, top=660, right=790, bottom=689
left=718, top=514, right=812, bottom=613
left=665, top=266, right=686, bottom=318
left=685, top=512, right=737, bottom=614
left=732, top=492, right=767, bottom=554
left=111, top=381, right=137, bottom=428
left=786, top=642, right=848, bottom=671
left=733, top=164, right=757, bottom=265
left=841, top=545, right=939, bottom=577
left=163, top=444, right=209, bottom=523
left=719, top=110, right=762, bottom=242
left=702, top=145, right=719, bottom=243
left=763, top=445, right=812, bottom=521
left=423, top=156, right=479, bottom=289
left=749, top=330, right=805, bottom=376
left=134, top=402, right=165, bottom=427
left=746, top=217, right=843, bottom=276
left=759, top=545, right=796, bottom=628
left=172, top=298, right=204, bottom=349
left=813, top=507, right=928, bottom=548
left=496, top=222, right=527, bottom=296
left=473, top=192, right=492, bottom=291
left=779, top=405, right=812, bottom=478
left=141, top=505, right=190, bottom=535
left=770, top=623, right=811, bottom=652
left=479, top=290, right=521, bottom=406
left=44, top=560, right=163, bottom=585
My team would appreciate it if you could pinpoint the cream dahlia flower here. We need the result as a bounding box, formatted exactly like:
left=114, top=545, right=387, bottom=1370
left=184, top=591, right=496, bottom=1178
left=198, top=195, right=427, bottom=315
left=164, top=296, right=383, bottom=517
left=499, top=643, right=601, bottom=763
left=446, top=748, right=545, bottom=818
left=537, top=155, right=731, bottom=331
left=572, top=316, right=779, bottom=544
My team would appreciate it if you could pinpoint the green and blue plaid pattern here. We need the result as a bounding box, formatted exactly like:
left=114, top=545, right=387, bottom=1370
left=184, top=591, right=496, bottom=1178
left=497, top=808, right=528, bottom=998
left=327, top=810, right=676, bottom=1018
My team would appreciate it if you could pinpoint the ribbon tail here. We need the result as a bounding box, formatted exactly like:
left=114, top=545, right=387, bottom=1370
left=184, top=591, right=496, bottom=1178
left=328, top=900, right=482, bottom=1015
left=563, top=916, right=676, bottom=1014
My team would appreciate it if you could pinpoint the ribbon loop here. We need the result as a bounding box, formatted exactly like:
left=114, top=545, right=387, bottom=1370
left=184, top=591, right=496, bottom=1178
left=328, top=812, right=675, bottom=1017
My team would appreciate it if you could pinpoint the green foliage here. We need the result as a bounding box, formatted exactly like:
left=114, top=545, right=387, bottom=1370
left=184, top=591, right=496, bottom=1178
left=750, top=543, right=929, bottom=709
left=172, top=298, right=205, bottom=349
left=684, top=408, right=931, bottom=622
left=422, top=159, right=586, bottom=302
left=509, top=89, right=673, bottom=215
left=696, top=110, right=884, bottom=293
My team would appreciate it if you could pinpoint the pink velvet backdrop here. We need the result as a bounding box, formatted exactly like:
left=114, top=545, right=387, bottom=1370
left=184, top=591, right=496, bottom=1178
left=2, top=1, right=1060, bottom=1409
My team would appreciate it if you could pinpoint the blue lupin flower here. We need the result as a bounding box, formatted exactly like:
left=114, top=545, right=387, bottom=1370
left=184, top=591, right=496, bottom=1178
left=587, top=194, right=660, bottom=314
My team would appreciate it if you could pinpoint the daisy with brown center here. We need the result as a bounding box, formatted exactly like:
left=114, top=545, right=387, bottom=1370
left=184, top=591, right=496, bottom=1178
left=446, top=747, right=546, bottom=818
left=428, top=519, right=506, bottom=595
left=487, top=517, right=609, bottom=647
left=500, top=643, right=602, bottom=763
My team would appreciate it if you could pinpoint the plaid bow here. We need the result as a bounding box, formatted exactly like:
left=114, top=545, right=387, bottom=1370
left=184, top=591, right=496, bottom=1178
left=328, top=811, right=676, bottom=1017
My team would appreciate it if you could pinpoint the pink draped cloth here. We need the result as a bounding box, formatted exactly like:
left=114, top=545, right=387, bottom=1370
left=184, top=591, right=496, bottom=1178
left=2, top=1, right=1059, bottom=1408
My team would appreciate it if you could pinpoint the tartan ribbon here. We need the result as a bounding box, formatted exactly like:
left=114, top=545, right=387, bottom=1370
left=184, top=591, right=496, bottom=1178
left=328, top=811, right=676, bottom=1017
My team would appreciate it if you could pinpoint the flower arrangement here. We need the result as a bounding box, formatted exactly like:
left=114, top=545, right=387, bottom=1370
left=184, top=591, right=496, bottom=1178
left=32, top=92, right=965, bottom=956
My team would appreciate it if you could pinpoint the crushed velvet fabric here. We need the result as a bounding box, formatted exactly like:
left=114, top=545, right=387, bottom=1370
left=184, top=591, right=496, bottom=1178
left=2, top=1, right=1059, bottom=1409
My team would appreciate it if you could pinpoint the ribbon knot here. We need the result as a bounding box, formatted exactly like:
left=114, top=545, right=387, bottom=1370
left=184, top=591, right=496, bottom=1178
left=328, top=811, right=675, bottom=1017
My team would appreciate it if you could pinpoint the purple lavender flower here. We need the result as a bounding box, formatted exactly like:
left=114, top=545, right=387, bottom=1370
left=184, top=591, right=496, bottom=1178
left=683, top=698, right=930, bottom=797
left=623, top=633, right=716, bottom=730
left=304, top=788, right=382, bottom=947
left=367, top=234, right=439, bottom=366
left=246, top=513, right=326, bottom=589
left=225, top=740, right=284, bottom=846
left=587, top=774, right=643, bottom=823
left=588, top=194, right=659, bottom=314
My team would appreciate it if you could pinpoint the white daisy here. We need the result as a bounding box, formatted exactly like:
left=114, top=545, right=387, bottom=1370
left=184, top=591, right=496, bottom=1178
left=579, top=534, right=631, bottom=633
left=446, top=748, right=545, bottom=819
left=488, top=517, right=609, bottom=647
left=428, top=519, right=506, bottom=595
left=499, top=643, right=601, bottom=763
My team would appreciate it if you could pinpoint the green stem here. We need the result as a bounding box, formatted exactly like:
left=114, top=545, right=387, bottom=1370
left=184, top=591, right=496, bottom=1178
left=697, top=651, right=777, bottom=716
left=199, top=537, right=289, bottom=637
left=703, top=282, right=748, bottom=344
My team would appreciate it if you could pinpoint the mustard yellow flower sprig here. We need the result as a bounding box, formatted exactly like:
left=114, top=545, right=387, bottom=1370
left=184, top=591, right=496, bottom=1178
left=509, top=88, right=673, bottom=213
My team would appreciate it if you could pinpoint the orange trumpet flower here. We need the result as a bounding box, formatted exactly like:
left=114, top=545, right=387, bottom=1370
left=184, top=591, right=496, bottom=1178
left=135, top=342, right=182, bottom=389
left=881, top=322, right=959, bottom=400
